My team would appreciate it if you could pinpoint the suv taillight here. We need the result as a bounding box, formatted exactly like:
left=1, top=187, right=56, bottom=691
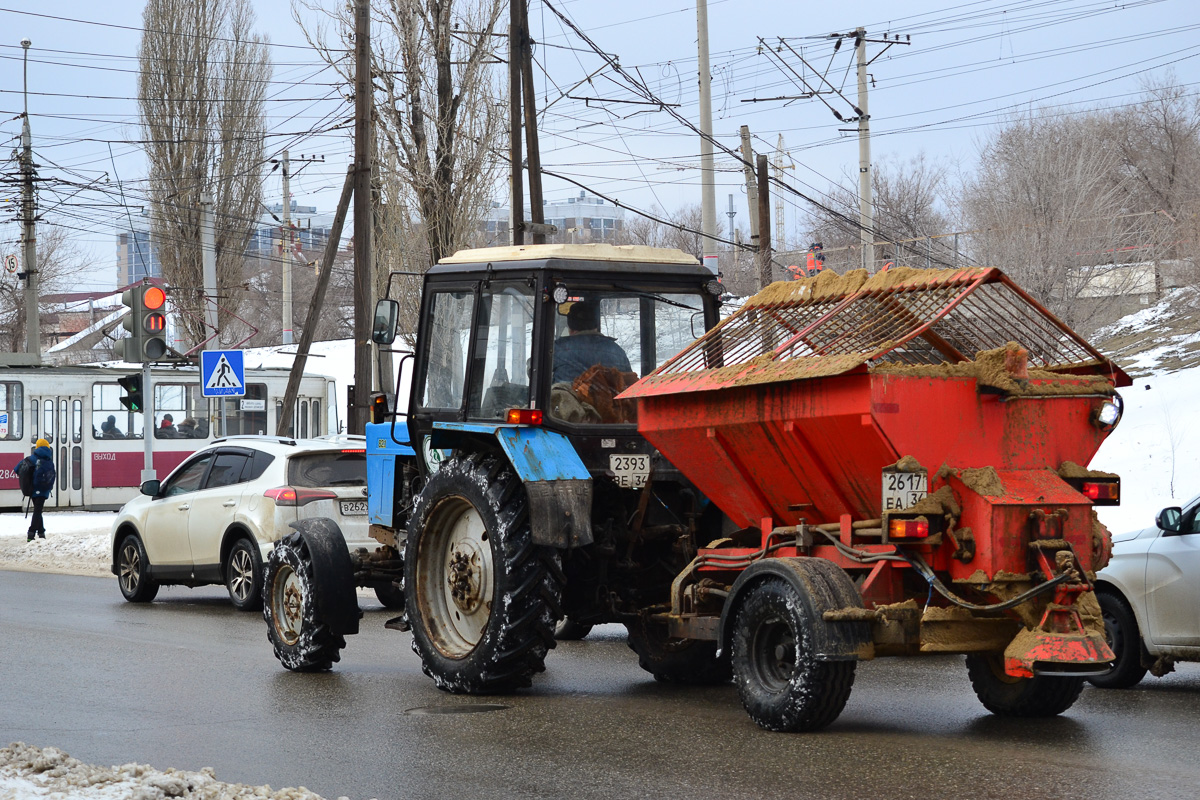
left=264, top=486, right=339, bottom=507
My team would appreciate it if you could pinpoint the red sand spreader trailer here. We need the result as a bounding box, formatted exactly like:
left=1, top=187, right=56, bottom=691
left=621, top=265, right=1131, bottom=731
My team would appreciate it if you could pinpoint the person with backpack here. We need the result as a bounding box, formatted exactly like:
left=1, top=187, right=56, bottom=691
left=15, top=438, right=56, bottom=542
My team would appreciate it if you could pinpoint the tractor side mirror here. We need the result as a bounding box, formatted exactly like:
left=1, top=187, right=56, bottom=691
left=372, top=299, right=399, bottom=345
left=140, top=479, right=160, bottom=497
left=690, top=311, right=706, bottom=339
left=1157, top=506, right=1182, bottom=533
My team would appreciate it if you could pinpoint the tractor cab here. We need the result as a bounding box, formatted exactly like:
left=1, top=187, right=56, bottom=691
left=379, top=244, right=721, bottom=482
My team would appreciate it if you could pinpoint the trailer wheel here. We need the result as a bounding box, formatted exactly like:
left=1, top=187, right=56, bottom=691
left=966, top=654, right=1084, bottom=716
left=117, top=533, right=159, bottom=603
left=626, top=615, right=730, bottom=684
left=404, top=453, right=561, bottom=694
left=374, top=583, right=405, bottom=610
left=730, top=578, right=855, bottom=732
left=555, top=618, right=594, bottom=640
left=1088, top=592, right=1148, bottom=689
left=263, top=532, right=346, bottom=672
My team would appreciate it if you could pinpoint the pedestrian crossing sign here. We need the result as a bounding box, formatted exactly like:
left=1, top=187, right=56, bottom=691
left=201, top=350, right=246, bottom=397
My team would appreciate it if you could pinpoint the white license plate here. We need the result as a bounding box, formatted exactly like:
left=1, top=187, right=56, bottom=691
left=882, top=470, right=928, bottom=511
left=610, top=454, right=650, bottom=489
left=340, top=500, right=368, bottom=516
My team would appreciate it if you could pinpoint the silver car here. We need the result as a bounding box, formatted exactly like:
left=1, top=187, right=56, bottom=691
left=109, top=435, right=391, bottom=610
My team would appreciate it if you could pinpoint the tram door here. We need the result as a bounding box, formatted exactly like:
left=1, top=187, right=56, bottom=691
left=30, top=394, right=86, bottom=508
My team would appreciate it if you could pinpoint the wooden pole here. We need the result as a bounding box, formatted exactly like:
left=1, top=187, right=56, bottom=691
left=351, top=0, right=374, bottom=435
left=277, top=168, right=355, bottom=436
left=756, top=154, right=772, bottom=289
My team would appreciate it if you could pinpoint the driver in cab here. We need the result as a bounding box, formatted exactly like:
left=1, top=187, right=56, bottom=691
left=552, top=300, right=631, bottom=384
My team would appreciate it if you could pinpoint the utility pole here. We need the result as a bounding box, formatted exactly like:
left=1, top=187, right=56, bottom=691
left=856, top=27, right=873, bottom=273
left=278, top=168, right=354, bottom=436
left=352, top=0, right=374, bottom=435
left=508, top=0, right=524, bottom=246
left=519, top=0, right=546, bottom=245
left=696, top=0, right=719, bottom=274
left=280, top=150, right=293, bottom=345
left=756, top=154, right=772, bottom=289
left=19, top=38, right=40, bottom=361
left=200, top=192, right=223, bottom=437
left=739, top=125, right=759, bottom=251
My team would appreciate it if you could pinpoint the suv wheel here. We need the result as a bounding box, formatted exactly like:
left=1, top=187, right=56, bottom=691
left=226, top=537, right=263, bottom=612
left=117, top=533, right=160, bottom=603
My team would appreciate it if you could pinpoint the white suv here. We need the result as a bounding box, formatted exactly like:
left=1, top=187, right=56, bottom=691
left=1091, top=496, right=1200, bottom=688
left=109, top=436, right=395, bottom=611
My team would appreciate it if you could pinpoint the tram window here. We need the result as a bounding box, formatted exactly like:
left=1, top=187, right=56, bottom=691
left=92, top=383, right=142, bottom=440
left=30, top=398, right=37, bottom=443
left=213, top=383, right=267, bottom=437
left=0, top=381, right=23, bottom=440
left=60, top=400, right=67, bottom=445
left=72, top=400, right=82, bottom=444
left=275, top=400, right=292, bottom=437
left=312, top=400, right=321, bottom=437
left=44, top=400, right=54, bottom=443
left=300, top=400, right=309, bottom=439
left=155, top=383, right=207, bottom=439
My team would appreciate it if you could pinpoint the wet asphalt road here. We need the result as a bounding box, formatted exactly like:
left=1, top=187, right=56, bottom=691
left=3, top=570, right=1200, bottom=800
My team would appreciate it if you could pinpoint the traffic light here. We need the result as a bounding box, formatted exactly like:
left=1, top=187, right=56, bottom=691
left=115, top=283, right=169, bottom=362
left=118, top=373, right=143, bottom=413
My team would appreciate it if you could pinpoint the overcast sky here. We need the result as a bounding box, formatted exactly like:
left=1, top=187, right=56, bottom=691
left=1, top=0, right=1197, bottom=290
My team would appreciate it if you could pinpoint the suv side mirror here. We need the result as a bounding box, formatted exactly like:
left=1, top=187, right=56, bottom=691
left=1157, top=506, right=1182, bottom=533
left=372, top=299, right=399, bottom=345
left=140, top=479, right=161, bottom=497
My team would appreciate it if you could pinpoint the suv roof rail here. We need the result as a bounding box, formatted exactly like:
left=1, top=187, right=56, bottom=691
left=212, top=434, right=298, bottom=446
left=313, top=434, right=366, bottom=443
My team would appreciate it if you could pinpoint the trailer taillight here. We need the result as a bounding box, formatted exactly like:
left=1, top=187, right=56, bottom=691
left=1081, top=480, right=1120, bottom=504
left=506, top=408, right=543, bottom=425
left=888, top=518, right=930, bottom=539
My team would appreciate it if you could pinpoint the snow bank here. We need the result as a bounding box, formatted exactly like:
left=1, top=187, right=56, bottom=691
left=0, top=742, right=338, bottom=800
left=0, top=511, right=114, bottom=577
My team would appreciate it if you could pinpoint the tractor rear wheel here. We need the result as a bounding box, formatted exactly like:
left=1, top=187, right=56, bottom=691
left=966, top=654, right=1084, bottom=716
left=730, top=578, right=855, bottom=732
left=626, top=614, right=730, bottom=685
left=404, top=453, right=562, bottom=694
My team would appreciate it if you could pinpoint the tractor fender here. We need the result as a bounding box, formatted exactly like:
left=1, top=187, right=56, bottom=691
left=431, top=422, right=593, bottom=548
left=287, top=518, right=362, bottom=637
left=716, top=557, right=872, bottom=661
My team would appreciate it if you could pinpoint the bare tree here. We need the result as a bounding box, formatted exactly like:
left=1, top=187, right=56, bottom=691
left=0, top=226, right=90, bottom=352
left=138, top=0, right=272, bottom=347
left=296, top=0, right=506, bottom=343
left=803, top=153, right=954, bottom=274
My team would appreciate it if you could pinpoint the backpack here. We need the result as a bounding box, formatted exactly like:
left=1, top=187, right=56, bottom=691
left=33, top=456, right=56, bottom=494
left=16, top=458, right=34, bottom=497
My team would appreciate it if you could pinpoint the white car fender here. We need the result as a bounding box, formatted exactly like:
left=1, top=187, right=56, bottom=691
left=1095, top=526, right=1160, bottom=655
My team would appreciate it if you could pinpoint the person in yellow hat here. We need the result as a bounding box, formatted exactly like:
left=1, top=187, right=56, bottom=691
left=15, top=438, right=56, bottom=542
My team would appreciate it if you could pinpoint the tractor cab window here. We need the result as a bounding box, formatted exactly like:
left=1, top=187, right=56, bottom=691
left=467, top=284, right=535, bottom=420
left=420, top=290, right=476, bottom=411
left=550, top=289, right=704, bottom=425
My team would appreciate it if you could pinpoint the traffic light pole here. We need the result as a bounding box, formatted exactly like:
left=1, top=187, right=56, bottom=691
left=141, top=362, right=154, bottom=483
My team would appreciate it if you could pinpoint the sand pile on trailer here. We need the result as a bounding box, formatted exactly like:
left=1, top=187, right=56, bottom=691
left=872, top=342, right=1116, bottom=396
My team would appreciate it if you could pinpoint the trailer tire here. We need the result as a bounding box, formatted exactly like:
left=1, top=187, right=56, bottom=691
left=626, top=615, right=731, bottom=685
left=404, top=453, right=562, bottom=694
left=1088, top=591, right=1147, bottom=689
left=966, top=654, right=1084, bottom=716
left=263, top=532, right=346, bottom=672
left=554, top=618, right=594, bottom=640
left=374, top=583, right=406, bottom=610
left=730, top=578, right=855, bottom=732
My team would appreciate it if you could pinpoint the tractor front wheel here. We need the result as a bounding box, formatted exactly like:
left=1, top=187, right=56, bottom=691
left=730, top=578, right=855, bottom=732
left=404, top=453, right=562, bottom=694
left=966, top=654, right=1084, bottom=716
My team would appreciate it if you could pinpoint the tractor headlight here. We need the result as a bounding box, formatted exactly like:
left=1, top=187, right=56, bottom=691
left=704, top=278, right=724, bottom=296
left=552, top=282, right=569, bottom=304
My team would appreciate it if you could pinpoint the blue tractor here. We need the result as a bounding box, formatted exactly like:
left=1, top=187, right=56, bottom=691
left=263, top=244, right=726, bottom=692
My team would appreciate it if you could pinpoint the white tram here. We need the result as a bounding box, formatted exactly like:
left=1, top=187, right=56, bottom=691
left=0, top=365, right=336, bottom=510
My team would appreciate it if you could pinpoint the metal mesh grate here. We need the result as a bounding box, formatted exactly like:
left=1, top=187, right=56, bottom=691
left=639, top=268, right=1124, bottom=391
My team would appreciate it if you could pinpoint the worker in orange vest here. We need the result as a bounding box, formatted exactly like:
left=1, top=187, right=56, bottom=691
left=805, top=243, right=825, bottom=277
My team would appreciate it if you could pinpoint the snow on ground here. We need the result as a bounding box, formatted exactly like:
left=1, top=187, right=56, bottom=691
left=0, top=511, right=113, bottom=577
left=0, top=742, right=333, bottom=800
